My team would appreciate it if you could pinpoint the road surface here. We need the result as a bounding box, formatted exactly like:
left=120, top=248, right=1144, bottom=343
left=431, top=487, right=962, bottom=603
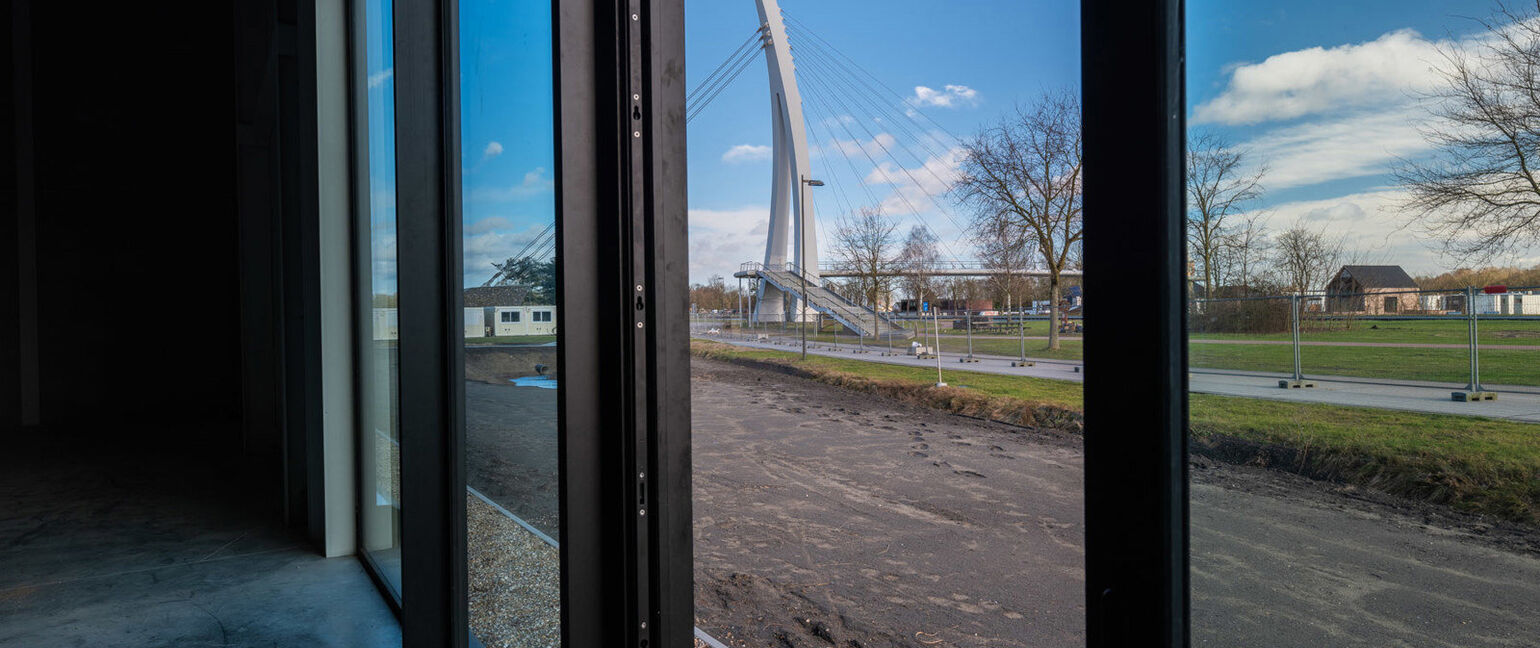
left=699, top=332, right=1540, bottom=423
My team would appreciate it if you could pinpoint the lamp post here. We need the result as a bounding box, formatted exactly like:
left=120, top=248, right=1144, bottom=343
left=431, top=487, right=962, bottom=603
left=799, top=175, right=824, bottom=360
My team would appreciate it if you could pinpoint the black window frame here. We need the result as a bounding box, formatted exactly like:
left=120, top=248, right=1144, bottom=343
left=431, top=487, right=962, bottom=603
left=1082, top=0, right=1188, bottom=646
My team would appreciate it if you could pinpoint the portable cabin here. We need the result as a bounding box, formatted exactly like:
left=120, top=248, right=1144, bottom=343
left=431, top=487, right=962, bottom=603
left=1473, top=292, right=1540, bottom=315
left=463, top=307, right=487, bottom=338
left=491, top=306, right=527, bottom=336
left=525, top=305, right=558, bottom=335
left=372, top=308, right=398, bottom=340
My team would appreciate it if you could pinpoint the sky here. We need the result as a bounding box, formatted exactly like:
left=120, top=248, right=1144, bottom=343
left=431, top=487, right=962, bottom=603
left=366, top=0, right=559, bottom=293
left=685, top=0, right=1540, bottom=286
left=1186, top=0, right=1540, bottom=278
left=360, top=0, right=1540, bottom=292
left=685, top=0, right=1080, bottom=285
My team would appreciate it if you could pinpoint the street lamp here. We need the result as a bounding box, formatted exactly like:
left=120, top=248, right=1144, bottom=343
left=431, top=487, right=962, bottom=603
left=799, top=176, right=824, bottom=360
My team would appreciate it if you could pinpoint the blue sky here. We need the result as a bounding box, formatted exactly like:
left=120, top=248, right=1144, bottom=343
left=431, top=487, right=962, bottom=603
left=688, top=0, right=1540, bottom=284
left=367, top=0, right=561, bottom=293
left=1185, top=0, right=1531, bottom=276
left=363, top=0, right=1540, bottom=291
left=685, top=0, right=1080, bottom=284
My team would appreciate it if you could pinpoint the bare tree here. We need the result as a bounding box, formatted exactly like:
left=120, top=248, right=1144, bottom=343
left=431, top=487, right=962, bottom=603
left=1187, top=132, right=1266, bottom=296
left=896, top=225, right=940, bottom=307
left=1271, top=221, right=1342, bottom=295
left=1399, top=2, right=1540, bottom=260
left=974, top=217, right=1032, bottom=311
left=954, top=90, right=1083, bottom=350
left=831, top=206, right=898, bottom=313
left=1220, top=212, right=1273, bottom=295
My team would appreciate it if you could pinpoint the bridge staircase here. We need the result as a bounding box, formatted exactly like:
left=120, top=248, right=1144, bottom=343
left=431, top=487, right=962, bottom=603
left=746, top=262, right=916, bottom=340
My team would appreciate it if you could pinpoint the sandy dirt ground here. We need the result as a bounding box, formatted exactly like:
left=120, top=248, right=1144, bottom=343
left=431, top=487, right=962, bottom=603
left=691, top=357, right=1540, bottom=648
left=692, top=359, right=1085, bottom=647
left=465, top=381, right=560, bottom=541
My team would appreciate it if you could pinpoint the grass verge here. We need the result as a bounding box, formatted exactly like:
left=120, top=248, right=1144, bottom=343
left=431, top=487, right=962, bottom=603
left=692, top=338, right=1540, bottom=524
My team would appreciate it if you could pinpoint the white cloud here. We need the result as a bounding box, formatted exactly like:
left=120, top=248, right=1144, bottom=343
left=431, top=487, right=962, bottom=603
left=721, top=144, right=772, bottom=163
left=910, top=84, right=981, bottom=109
left=1194, top=29, right=1446, bottom=126
left=463, top=224, right=552, bottom=285
left=482, top=141, right=504, bottom=159
left=467, top=167, right=555, bottom=203
left=466, top=216, right=513, bottom=234
left=368, top=67, right=393, bottom=89
left=1242, top=189, right=1456, bottom=273
left=1243, top=105, right=1433, bottom=191
left=689, top=206, right=770, bottom=283
left=819, top=133, right=897, bottom=159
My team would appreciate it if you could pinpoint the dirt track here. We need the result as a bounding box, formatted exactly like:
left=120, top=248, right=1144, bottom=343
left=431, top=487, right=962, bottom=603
left=691, top=357, right=1540, bottom=647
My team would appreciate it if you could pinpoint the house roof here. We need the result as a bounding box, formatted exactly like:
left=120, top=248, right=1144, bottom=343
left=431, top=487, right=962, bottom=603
left=1333, top=265, right=1418, bottom=289
left=463, top=285, right=529, bottom=307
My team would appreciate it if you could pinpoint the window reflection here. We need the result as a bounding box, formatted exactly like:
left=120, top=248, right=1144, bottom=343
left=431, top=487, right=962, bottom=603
left=460, top=0, right=561, bottom=645
left=357, top=0, right=402, bottom=598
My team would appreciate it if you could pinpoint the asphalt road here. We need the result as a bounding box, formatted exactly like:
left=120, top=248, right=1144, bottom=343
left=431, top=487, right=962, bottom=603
left=691, top=357, right=1540, bottom=647
left=700, top=332, right=1540, bottom=423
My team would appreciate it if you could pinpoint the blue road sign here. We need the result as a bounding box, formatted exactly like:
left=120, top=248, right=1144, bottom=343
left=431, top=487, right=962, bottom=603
left=921, top=301, right=929, bottom=312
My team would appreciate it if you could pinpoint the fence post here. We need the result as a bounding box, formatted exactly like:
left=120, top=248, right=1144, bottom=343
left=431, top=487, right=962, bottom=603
left=1451, top=285, right=1495, bottom=401
left=961, top=308, right=978, bottom=363
left=1279, top=293, right=1314, bottom=388
left=933, top=305, right=947, bottom=387
left=1013, top=305, right=1033, bottom=367
left=1453, top=285, right=1496, bottom=401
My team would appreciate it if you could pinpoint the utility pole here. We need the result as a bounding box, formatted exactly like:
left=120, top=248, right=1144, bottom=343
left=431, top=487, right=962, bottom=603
left=798, top=176, right=823, bottom=360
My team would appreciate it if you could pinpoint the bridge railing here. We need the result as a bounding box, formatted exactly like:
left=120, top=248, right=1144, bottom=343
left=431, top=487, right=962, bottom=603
left=765, top=261, right=908, bottom=335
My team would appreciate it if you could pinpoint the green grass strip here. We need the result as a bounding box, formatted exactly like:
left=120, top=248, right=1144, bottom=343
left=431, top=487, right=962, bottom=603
left=692, top=339, right=1540, bottom=523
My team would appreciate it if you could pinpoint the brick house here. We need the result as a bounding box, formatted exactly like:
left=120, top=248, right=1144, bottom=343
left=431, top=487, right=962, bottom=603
left=1324, top=265, right=1419, bottom=314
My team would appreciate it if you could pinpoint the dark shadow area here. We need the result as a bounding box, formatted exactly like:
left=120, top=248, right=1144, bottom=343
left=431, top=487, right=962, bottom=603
left=0, top=434, right=399, bottom=647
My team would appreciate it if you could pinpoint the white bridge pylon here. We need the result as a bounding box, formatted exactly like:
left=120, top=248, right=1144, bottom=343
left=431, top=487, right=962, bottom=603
left=753, top=0, right=816, bottom=323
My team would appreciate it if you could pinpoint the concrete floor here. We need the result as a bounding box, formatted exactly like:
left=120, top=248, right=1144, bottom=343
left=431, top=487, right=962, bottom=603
left=0, top=436, right=400, bottom=648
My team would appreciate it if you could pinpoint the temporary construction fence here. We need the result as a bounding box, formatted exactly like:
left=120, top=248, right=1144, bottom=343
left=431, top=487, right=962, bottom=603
left=1189, top=285, right=1540, bottom=398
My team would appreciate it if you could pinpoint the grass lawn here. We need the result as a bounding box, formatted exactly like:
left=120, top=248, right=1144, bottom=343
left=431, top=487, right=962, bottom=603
left=1195, top=317, right=1540, bottom=346
left=692, top=338, right=1540, bottom=522
left=727, top=317, right=1540, bottom=384
left=466, top=335, right=558, bottom=346
left=1190, top=342, right=1540, bottom=385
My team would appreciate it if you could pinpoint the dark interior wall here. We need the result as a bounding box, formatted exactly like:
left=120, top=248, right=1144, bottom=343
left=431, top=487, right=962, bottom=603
left=27, top=3, right=242, bottom=437
left=2, top=2, right=18, bottom=432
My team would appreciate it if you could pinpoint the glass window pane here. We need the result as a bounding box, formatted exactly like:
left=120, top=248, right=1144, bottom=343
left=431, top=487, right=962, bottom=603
left=1189, top=2, right=1540, bottom=645
left=357, top=0, right=402, bottom=598
left=688, top=2, right=1086, bottom=645
left=459, top=1, right=560, bottom=645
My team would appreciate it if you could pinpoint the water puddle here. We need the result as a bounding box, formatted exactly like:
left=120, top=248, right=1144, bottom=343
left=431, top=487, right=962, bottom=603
left=510, top=376, right=559, bottom=389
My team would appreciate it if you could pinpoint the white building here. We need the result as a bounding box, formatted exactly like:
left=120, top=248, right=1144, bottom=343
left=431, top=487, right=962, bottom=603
left=372, top=308, right=398, bottom=341
left=1474, top=292, right=1540, bottom=315
left=488, top=305, right=558, bottom=336
left=464, top=307, right=486, bottom=338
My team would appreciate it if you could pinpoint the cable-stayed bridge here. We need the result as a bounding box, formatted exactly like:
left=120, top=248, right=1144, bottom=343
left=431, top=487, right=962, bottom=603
left=693, top=0, right=1061, bottom=334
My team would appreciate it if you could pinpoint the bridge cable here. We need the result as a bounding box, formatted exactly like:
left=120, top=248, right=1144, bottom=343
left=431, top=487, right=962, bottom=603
left=787, top=29, right=957, bottom=166
left=794, top=70, right=965, bottom=264
left=686, top=47, right=763, bottom=123
left=783, top=12, right=966, bottom=144
left=785, top=29, right=972, bottom=229
left=792, top=53, right=974, bottom=257
left=686, top=27, right=763, bottom=106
